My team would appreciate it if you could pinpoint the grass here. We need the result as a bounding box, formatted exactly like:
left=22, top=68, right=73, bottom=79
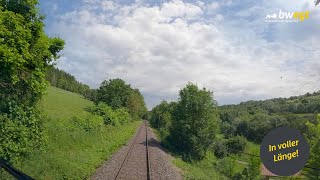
left=10, top=86, right=141, bottom=179
left=39, top=86, right=94, bottom=120
left=172, top=152, right=227, bottom=180
left=238, top=141, right=260, bottom=163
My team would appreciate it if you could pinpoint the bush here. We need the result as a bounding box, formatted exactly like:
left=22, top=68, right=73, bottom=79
left=221, top=121, right=236, bottom=138
left=213, top=141, right=228, bottom=158
left=88, top=103, right=131, bottom=126
left=0, top=106, right=46, bottom=162
left=225, top=136, right=247, bottom=155
left=232, top=172, right=246, bottom=180
left=70, top=115, right=104, bottom=132
left=115, top=108, right=131, bottom=125
left=216, top=156, right=237, bottom=178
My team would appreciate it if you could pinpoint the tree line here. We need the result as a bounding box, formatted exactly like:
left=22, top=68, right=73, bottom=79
left=46, top=66, right=90, bottom=96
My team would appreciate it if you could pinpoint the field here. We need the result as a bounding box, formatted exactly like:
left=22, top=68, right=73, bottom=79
left=9, top=86, right=140, bottom=179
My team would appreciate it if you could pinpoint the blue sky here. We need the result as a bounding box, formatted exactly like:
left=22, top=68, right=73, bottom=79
left=38, top=0, right=320, bottom=109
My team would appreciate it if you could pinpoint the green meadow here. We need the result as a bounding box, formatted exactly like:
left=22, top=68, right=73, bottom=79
left=10, top=86, right=140, bottom=179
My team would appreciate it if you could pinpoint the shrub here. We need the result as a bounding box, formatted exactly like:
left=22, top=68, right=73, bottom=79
left=88, top=103, right=131, bottom=126
left=216, top=156, right=237, bottom=178
left=213, top=141, right=228, bottom=158
left=221, top=121, right=236, bottom=138
left=0, top=106, right=46, bottom=162
left=70, top=115, right=104, bottom=132
left=225, top=136, right=247, bottom=155
left=115, top=108, right=131, bottom=125
left=232, top=172, right=246, bottom=180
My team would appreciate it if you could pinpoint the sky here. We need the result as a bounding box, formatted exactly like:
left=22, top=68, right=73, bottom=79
left=39, top=0, right=320, bottom=109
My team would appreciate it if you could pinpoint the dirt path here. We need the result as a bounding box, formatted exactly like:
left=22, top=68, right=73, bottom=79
left=91, top=121, right=182, bottom=180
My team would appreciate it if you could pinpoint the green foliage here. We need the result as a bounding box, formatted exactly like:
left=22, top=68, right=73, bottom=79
left=220, top=104, right=290, bottom=143
left=0, top=0, right=64, bottom=162
left=0, top=3, right=64, bottom=112
left=95, top=78, right=147, bottom=119
left=170, top=83, right=220, bottom=160
left=69, top=115, right=103, bottom=132
left=225, top=136, right=247, bottom=155
left=219, top=90, right=320, bottom=145
left=115, top=108, right=131, bottom=125
left=213, top=141, right=228, bottom=158
left=149, top=101, right=176, bottom=141
left=221, top=121, right=237, bottom=138
left=212, top=136, right=247, bottom=158
left=88, top=103, right=131, bottom=126
left=96, top=79, right=132, bottom=109
left=247, top=155, right=261, bottom=180
left=127, top=89, right=147, bottom=120
left=172, top=152, right=227, bottom=179
left=9, top=87, right=141, bottom=179
left=0, top=105, right=45, bottom=162
left=216, top=156, right=237, bottom=178
left=46, top=66, right=91, bottom=96
left=305, top=114, right=320, bottom=179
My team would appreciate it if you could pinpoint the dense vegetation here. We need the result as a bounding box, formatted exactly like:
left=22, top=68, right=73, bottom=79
left=149, top=83, right=320, bottom=179
left=0, top=0, right=64, bottom=162
left=95, top=78, right=147, bottom=121
left=218, top=93, right=320, bottom=179
left=46, top=66, right=91, bottom=97
left=1, top=87, right=140, bottom=179
left=149, top=83, right=259, bottom=179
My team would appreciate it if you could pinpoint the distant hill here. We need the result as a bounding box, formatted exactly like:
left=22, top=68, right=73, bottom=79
left=219, top=91, right=320, bottom=143
left=220, top=91, right=320, bottom=114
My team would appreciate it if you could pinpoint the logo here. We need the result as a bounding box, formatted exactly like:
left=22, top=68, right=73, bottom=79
left=265, top=10, right=309, bottom=23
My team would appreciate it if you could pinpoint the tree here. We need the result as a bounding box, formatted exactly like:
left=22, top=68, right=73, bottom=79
left=127, top=89, right=147, bottom=120
left=170, top=83, right=219, bottom=160
left=0, top=0, right=64, bottom=162
left=96, top=78, right=147, bottom=119
left=226, top=136, right=247, bottom=155
left=96, top=79, right=132, bottom=109
left=0, top=0, right=64, bottom=112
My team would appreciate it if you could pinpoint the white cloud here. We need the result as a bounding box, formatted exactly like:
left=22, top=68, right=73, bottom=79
left=47, top=0, right=320, bottom=108
left=207, top=2, right=219, bottom=11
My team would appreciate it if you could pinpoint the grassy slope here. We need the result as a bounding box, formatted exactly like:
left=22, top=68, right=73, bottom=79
left=15, top=86, right=140, bottom=179
left=41, top=86, right=93, bottom=120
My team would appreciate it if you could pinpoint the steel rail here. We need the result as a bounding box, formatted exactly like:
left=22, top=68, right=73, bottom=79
left=115, top=121, right=151, bottom=180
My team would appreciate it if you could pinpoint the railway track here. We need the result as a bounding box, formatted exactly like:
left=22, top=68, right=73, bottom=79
left=115, top=120, right=151, bottom=180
